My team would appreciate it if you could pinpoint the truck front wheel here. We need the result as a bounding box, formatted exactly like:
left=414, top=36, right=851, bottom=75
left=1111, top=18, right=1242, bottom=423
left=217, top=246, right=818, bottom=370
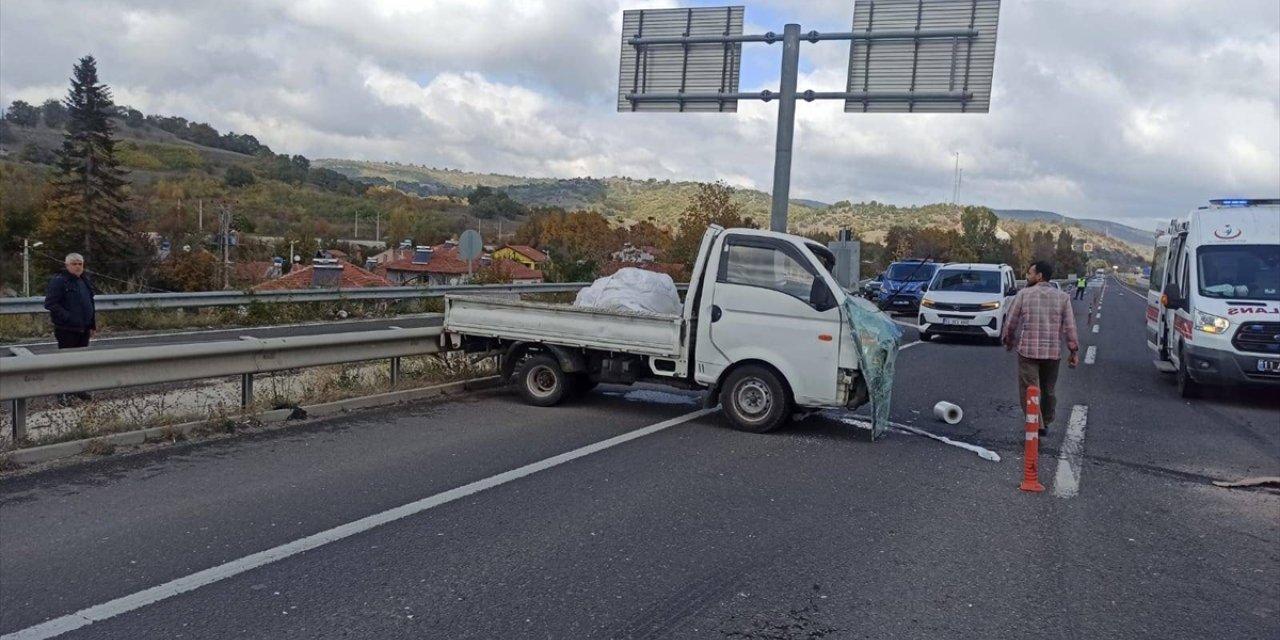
left=517, top=354, right=569, bottom=407
left=720, top=365, right=791, bottom=433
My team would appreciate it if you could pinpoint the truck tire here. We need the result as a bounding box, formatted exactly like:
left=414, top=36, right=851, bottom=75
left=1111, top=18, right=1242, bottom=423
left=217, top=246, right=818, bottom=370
left=1177, top=349, right=1201, bottom=399
left=517, top=354, right=569, bottom=407
left=720, top=365, right=791, bottom=433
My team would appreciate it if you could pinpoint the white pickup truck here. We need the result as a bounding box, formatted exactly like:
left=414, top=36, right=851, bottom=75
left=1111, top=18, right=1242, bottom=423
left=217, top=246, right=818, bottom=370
left=443, top=226, right=887, bottom=433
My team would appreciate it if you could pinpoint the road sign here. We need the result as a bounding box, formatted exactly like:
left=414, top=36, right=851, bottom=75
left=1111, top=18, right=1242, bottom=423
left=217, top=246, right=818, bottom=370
left=459, top=230, right=483, bottom=262
left=1082, top=242, right=1094, bottom=253
left=618, top=1, right=1004, bottom=233
left=845, top=0, right=1002, bottom=113
left=618, top=6, right=745, bottom=113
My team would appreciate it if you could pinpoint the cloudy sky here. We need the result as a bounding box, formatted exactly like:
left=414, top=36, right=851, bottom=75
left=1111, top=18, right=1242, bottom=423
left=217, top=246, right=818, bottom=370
left=2, top=0, right=1277, bottom=230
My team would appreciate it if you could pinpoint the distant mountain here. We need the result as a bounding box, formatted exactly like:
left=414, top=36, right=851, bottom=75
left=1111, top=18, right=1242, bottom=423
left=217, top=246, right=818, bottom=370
left=995, top=209, right=1152, bottom=251
left=316, top=160, right=1148, bottom=263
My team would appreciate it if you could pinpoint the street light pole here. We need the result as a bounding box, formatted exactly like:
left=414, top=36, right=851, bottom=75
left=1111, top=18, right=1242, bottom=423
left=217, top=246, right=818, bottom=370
left=22, top=239, right=43, bottom=297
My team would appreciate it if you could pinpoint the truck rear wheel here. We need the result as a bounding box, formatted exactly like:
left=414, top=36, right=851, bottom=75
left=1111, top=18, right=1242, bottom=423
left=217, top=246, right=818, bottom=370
left=517, top=354, right=569, bottom=407
left=720, top=365, right=791, bottom=433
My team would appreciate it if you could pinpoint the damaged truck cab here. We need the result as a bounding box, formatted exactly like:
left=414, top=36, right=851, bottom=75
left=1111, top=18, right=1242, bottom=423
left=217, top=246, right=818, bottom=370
left=444, top=226, right=897, bottom=433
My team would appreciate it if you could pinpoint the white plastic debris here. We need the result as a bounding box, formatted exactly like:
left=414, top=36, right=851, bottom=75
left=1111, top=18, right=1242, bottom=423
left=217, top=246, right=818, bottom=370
left=574, top=268, right=681, bottom=316
left=933, top=401, right=963, bottom=425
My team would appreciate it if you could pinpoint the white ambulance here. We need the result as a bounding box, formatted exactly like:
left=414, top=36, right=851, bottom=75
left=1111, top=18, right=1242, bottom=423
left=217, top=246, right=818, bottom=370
left=1146, top=198, right=1280, bottom=397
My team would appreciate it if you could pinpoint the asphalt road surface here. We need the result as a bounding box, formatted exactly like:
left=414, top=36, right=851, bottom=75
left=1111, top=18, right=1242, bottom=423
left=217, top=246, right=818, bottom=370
left=7, top=315, right=445, bottom=355
left=2, top=277, right=1277, bottom=639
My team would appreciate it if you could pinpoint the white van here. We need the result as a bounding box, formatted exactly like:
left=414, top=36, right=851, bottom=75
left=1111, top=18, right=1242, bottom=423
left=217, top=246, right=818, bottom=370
left=917, top=263, right=1018, bottom=343
left=1146, top=198, right=1280, bottom=397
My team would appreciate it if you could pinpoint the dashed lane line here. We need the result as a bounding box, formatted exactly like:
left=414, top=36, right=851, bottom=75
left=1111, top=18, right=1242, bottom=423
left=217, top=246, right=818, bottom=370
left=0, top=408, right=718, bottom=640
left=1085, top=346, right=1097, bottom=365
left=1052, top=405, right=1090, bottom=498
left=1092, top=325, right=1100, bottom=334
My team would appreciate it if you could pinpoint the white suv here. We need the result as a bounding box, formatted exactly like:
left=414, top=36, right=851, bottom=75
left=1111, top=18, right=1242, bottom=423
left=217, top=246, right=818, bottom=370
left=918, top=263, right=1018, bottom=343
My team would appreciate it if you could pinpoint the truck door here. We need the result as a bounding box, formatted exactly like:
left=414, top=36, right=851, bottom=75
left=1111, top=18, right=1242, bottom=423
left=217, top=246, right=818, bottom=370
left=698, top=235, right=843, bottom=405
left=1164, top=236, right=1193, bottom=364
left=1147, top=237, right=1171, bottom=356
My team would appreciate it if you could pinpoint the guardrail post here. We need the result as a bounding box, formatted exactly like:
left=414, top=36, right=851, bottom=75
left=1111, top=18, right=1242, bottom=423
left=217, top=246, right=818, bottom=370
left=390, top=357, right=401, bottom=387
left=9, top=399, right=26, bottom=443
left=241, top=373, right=254, bottom=409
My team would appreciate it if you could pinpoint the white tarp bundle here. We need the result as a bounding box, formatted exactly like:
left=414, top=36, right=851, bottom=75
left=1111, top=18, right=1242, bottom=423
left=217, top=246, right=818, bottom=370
left=574, top=268, right=682, bottom=316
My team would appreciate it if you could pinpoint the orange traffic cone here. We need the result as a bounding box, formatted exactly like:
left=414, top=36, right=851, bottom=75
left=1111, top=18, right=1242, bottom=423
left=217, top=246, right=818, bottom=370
left=1019, top=385, right=1045, bottom=493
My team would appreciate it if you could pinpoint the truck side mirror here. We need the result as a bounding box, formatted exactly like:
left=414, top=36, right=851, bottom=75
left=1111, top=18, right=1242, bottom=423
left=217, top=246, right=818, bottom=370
left=1161, top=282, right=1182, bottom=308
left=810, top=279, right=838, bottom=312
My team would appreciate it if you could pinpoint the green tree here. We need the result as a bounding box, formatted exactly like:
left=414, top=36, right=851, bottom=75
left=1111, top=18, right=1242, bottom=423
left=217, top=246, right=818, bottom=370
left=4, top=100, right=40, bottom=127
left=1010, top=227, right=1033, bottom=271
left=959, top=205, right=1002, bottom=262
left=123, top=107, right=145, bottom=128
left=0, top=120, right=14, bottom=143
left=41, top=99, right=69, bottom=129
left=1031, top=230, right=1055, bottom=263
left=224, top=165, right=256, bottom=187
left=1054, top=229, right=1083, bottom=276
left=38, top=55, right=148, bottom=284
left=668, top=181, right=757, bottom=267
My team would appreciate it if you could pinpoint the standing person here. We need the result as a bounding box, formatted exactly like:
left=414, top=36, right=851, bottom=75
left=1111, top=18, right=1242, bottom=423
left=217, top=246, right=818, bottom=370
left=1003, top=261, right=1079, bottom=434
left=1074, top=274, right=1087, bottom=300
left=44, top=253, right=97, bottom=401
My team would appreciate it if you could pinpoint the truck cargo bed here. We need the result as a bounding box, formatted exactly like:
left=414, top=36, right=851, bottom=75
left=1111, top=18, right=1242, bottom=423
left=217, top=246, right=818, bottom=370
left=444, top=295, right=685, bottom=358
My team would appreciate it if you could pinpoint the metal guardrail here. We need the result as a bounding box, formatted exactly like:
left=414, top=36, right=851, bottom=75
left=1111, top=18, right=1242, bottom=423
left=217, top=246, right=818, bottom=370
left=1, top=326, right=446, bottom=442
left=0, top=282, right=593, bottom=315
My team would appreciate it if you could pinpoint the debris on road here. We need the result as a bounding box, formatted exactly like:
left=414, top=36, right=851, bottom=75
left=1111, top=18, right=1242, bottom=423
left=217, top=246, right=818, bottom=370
left=933, top=401, right=963, bottom=425
left=839, top=416, right=1001, bottom=462
left=1211, top=476, right=1280, bottom=489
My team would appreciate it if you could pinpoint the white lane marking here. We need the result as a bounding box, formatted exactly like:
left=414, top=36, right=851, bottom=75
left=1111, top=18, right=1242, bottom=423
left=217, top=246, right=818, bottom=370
left=1052, top=405, right=1090, bottom=498
left=1091, top=325, right=1100, bottom=333
left=1085, top=346, right=1097, bottom=364
left=892, top=318, right=919, bottom=329
left=1, top=408, right=717, bottom=640
left=899, top=340, right=923, bottom=351
left=1111, top=280, right=1148, bottom=300
left=1095, top=312, right=1101, bottom=319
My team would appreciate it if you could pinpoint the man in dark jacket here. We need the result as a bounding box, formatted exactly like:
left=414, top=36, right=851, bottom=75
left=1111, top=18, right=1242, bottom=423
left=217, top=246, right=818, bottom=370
left=44, top=253, right=97, bottom=349
left=44, top=253, right=97, bottom=403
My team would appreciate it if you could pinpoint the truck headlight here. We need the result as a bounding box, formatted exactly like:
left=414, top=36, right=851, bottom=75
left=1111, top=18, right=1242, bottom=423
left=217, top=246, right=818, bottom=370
left=1194, top=310, right=1230, bottom=334
left=980, top=301, right=1001, bottom=310
left=920, top=299, right=937, bottom=308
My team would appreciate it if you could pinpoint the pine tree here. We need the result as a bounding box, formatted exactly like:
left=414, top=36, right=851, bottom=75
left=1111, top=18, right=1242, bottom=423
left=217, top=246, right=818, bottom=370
left=39, top=55, right=147, bottom=284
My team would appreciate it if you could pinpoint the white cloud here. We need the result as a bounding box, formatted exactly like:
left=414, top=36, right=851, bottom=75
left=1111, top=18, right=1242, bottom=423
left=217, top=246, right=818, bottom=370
left=0, top=0, right=1276, bottom=227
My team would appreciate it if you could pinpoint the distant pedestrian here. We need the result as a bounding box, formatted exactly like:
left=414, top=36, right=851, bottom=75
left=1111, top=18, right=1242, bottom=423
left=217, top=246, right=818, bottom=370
left=43, top=253, right=97, bottom=402
left=1074, top=275, right=1087, bottom=300
left=1003, top=261, right=1079, bottom=434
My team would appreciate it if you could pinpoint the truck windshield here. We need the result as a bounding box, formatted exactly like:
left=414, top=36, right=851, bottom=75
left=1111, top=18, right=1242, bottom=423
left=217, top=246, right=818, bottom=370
left=886, top=263, right=934, bottom=281
left=1197, top=245, right=1280, bottom=301
left=931, top=269, right=1002, bottom=293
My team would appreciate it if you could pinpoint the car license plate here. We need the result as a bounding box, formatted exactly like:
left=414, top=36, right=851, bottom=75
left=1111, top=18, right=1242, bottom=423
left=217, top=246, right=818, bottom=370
left=1257, top=359, right=1280, bottom=373
left=894, top=300, right=910, bottom=306
left=944, top=318, right=967, bottom=326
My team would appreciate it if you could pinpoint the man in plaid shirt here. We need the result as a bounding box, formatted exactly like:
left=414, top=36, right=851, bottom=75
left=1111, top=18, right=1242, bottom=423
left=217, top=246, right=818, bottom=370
left=1002, top=261, right=1080, bottom=433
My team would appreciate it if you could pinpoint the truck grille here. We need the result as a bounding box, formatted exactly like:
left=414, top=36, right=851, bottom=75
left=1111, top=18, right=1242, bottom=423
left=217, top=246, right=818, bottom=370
left=1232, top=322, right=1280, bottom=355
left=931, top=302, right=988, bottom=312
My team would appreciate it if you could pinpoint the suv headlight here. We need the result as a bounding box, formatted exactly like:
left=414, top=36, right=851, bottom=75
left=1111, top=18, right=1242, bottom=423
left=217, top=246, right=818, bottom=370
left=1194, top=310, right=1230, bottom=334
left=920, top=298, right=936, bottom=308
left=979, top=301, right=1001, bottom=310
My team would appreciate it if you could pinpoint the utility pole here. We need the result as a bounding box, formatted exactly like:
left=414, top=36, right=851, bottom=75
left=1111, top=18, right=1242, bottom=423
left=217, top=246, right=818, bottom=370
left=952, top=152, right=961, bottom=204
left=375, top=210, right=381, bottom=243
left=354, top=210, right=359, bottom=239
left=198, top=199, right=203, bottom=233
